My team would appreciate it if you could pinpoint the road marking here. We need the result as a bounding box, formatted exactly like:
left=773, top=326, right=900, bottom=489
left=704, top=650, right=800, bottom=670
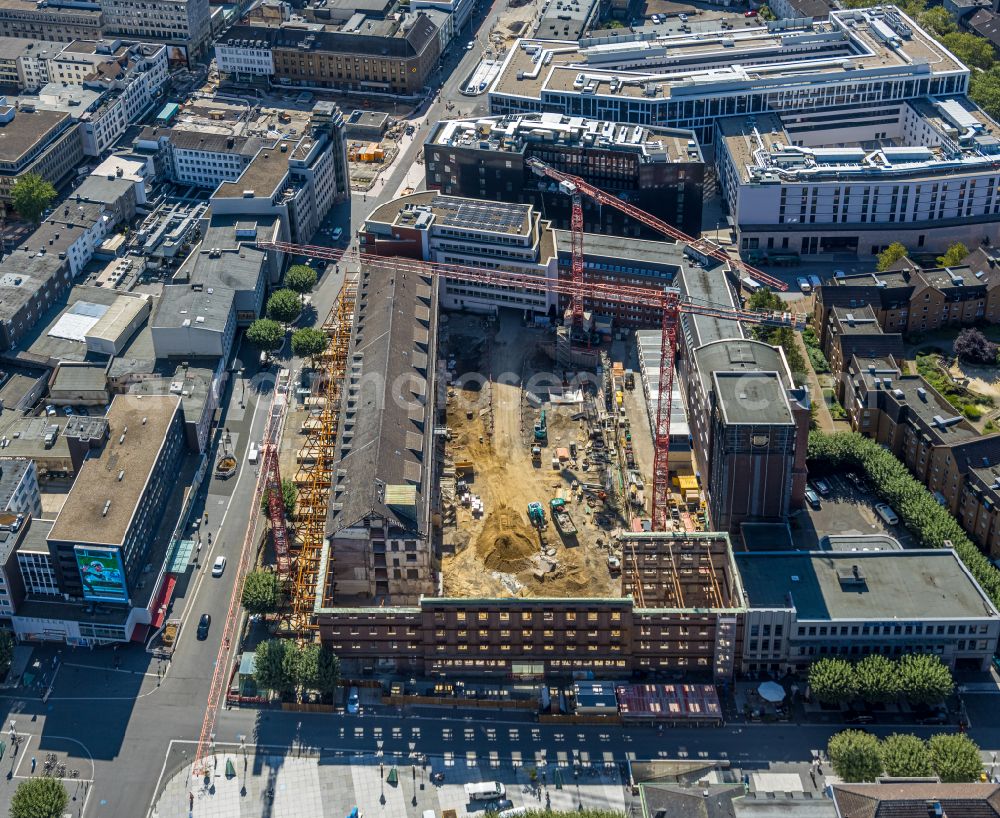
left=12, top=732, right=95, bottom=783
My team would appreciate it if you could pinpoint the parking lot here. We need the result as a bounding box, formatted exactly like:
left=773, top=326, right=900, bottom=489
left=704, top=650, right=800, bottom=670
left=790, top=472, right=917, bottom=550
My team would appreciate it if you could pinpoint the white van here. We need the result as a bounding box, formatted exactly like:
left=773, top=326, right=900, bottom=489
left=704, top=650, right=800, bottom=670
left=247, top=442, right=260, bottom=464
left=875, top=503, right=899, bottom=526
left=465, top=782, right=506, bottom=801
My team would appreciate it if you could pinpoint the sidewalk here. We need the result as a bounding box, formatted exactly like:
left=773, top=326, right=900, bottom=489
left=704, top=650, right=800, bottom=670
left=155, top=750, right=628, bottom=818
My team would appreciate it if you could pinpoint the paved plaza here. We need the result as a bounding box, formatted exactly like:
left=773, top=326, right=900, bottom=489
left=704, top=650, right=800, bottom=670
left=154, top=749, right=628, bottom=818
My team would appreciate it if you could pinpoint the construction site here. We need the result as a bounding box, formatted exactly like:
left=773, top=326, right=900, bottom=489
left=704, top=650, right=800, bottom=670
left=440, top=311, right=650, bottom=600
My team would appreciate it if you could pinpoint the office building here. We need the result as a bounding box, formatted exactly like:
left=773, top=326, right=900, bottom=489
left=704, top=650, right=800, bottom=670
left=0, top=38, right=63, bottom=91
left=716, top=98, right=1000, bottom=257
left=737, top=548, right=1000, bottom=673
left=424, top=113, right=704, bottom=237
left=135, top=128, right=265, bottom=189
left=0, top=515, right=28, bottom=618
left=0, top=101, right=83, bottom=206
left=321, top=260, right=439, bottom=605
left=16, top=519, right=58, bottom=598
left=488, top=9, right=971, bottom=146
left=99, top=0, right=212, bottom=61
left=217, top=11, right=441, bottom=96
left=46, top=394, right=184, bottom=602
left=317, top=532, right=745, bottom=679
left=0, top=1, right=103, bottom=44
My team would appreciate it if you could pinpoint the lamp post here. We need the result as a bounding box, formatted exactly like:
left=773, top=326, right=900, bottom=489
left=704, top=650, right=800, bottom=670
left=238, top=734, right=247, bottom=796
left=239, top=368, right=246, bottom=408
left=377, top=740, right=385, bottom=805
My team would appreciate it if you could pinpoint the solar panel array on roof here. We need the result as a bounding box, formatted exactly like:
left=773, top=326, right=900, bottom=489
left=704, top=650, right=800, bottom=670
left=434, top=197, right=529, bottom=232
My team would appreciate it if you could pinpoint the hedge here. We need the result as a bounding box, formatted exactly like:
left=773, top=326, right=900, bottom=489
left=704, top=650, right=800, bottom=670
left=807, top=431, right=1000, bottom=608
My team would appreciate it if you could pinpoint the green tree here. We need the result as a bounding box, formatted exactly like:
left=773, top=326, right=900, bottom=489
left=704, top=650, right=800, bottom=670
left=267, top=288, right=302, bottom=326
left=927, top=733, right=983, bottom=782
left=261, top=477, right=297, bottom=518
left=253, top=639, right=293, bottom=695
left=282, top=640, right=303, bottom=699
left=0, top=629, right=14, bottom=677
left=877, top=242, right=908, bottom=271
left=898, top=654, right=954, bottom=706
left=246, top=318, right=284, bottom=352
left=285, top=264, right=318, bottom=297
left=880, top=733, right=932, bottom=777
left=918, top=6, right=955, bottom=35
left=971, top=66, right=1000, bottom=120
left=942, top=31, right=995, bottom=69
left=241, top=570, right=280, bottom=614
left=10, top=173, right=57, bottom=225
left=315, top=645, right=341, bottom=698
left=758, top=4, right=776, bottom=19
left=10, top=777, right=68, bottom=818
left=808, top=657, right=858, bottom=705
left=828, top=730, right=883, bottom=782
left=936, top=242, right=970, bottom=268
left=855, top=654, right=900, bottom=704
left=297, top=642, right=320, bottom=690
left=291, top=327, right=328, bottom=363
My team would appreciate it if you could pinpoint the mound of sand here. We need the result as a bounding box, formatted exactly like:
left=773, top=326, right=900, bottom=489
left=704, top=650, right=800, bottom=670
left=476, top=506, right=538, bottom=573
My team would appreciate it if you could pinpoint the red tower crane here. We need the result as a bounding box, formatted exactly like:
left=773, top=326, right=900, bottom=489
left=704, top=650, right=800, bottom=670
left=526, top=158, right=789, bottom=292
left=257, top=242, right=803, bottom=530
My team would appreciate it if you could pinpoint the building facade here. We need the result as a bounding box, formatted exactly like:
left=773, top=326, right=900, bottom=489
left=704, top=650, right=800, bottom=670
left=737, top=549, right=1000, bottom=673
left=99, top=0, right=212, bottom=60
left=488, top=9, right=971, bottom=146
left=217, top=15, right=441, bottom=96
left=0, top=458, right=41, bottom=519
left=45, top=395, right=184, bottom=603
left=424, top=114, right=705, bottom=238
left=716, top=99, right=1000, bottom=257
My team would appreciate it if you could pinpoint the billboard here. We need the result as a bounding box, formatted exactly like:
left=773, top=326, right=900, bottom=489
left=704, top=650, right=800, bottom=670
left=75, top=546, right=128, bottom=603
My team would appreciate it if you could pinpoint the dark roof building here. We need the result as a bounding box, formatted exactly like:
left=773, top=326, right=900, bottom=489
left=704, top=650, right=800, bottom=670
left=830, top=783, right=1000, bottom=818
left=321, top=261, right=439, bottom=605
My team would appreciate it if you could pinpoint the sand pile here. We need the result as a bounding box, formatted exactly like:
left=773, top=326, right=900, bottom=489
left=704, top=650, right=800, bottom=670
left=476, top=506, right=538, bottom=573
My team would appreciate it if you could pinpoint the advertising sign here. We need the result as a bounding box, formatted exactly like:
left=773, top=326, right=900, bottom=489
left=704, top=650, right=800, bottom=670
left=75, top=546, right=128, bottom=603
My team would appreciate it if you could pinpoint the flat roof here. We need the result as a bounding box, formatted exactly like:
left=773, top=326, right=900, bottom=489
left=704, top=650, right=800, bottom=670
left=47, top=395, right=181, bottom=546
left=213, top=143, right=289, bottom=199
left=736, top=549, right=998, bottom=621
left=713, top=370, right=794, bottom=426
left=0, top=107, right=70, bottom=165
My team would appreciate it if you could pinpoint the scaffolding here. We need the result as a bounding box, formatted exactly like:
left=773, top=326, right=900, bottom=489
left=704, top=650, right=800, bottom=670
left=290, top=276, right=357, bottom=631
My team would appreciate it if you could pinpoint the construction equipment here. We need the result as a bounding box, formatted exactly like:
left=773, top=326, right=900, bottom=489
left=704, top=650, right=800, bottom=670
left=533, top=409, right=547, bottom=441
left=256, top=241, right=805, bottom=533
left=531, top=445, right=542, bottom=466
left=527, top=501, right=546, bottom=529
left=549, top=498, right=577, bottom=537
left=526, top=158, right=788, bottom=292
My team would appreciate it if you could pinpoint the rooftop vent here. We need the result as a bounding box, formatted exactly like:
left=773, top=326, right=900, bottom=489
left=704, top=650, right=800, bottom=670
left=102, top=500, right=111, bottom=517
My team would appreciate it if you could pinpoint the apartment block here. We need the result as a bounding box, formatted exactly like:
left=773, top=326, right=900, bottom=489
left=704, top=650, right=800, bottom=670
left=821, top=305, right=905, bottom=387
left=815, top=259, right=1000, bottom=338
left=844, top=355, right=1000, bottom=556
left=0, top=1, right=103, bottom=44
left=424, top=114, right=705, bottom=238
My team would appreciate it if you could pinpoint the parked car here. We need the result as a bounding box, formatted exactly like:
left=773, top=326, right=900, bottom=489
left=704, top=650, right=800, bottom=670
left=845, top=712, right=875, bottom=725
left=197, top=613, right=211, bottom=640
left=77, top=406, right=89, bottom=416
left=808, top=274, right=822, bottom=289
left=678, top=13, right=688, bottom=21
left=845, top=471, right=865, bottom=489
left=45, top=405, right=56, bottom=416
left=347, top=686, right=360, bottom=713
left=834, top=269, right=847, bottom=278
left=331, top=226, right=343, bottom=241
left=63, top=406, right=74, bottom=416
left=744, top=8, right=758, bottom=15
left=796, top=277, right=812, bottom=293
left=212, top=555, right=227, bottom=577
left=875, top=502, right=899, bottom=526
left=466, top=40, right=476, bottom=49
left=811, top=478, right=831, bottom=496
left=804, top=488, right=821, bottom=509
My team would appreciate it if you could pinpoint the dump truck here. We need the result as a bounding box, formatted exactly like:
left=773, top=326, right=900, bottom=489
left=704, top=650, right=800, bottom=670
left=533, top=410, right=547, bottom=441
left=531, top=445, right=542, bottom=466
left=527, top=502, right=546, bottom=529
left=549, top=498, right=577, bottom=537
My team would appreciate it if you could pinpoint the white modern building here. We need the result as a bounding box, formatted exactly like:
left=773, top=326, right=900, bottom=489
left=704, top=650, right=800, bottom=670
left=716, top=97, right=1000, bottom=257
left=214, top=35, right=274, bottom=76
left=488, top=8, right=971, bottom=145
